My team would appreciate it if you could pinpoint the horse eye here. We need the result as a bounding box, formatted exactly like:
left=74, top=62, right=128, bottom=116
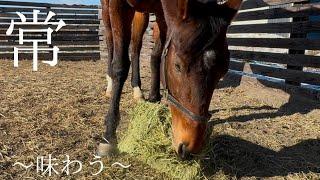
left=175, top=63, right=182, bottom=72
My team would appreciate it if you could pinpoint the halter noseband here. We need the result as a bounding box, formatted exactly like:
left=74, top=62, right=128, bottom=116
left=160, top=31, right=212, bottom=123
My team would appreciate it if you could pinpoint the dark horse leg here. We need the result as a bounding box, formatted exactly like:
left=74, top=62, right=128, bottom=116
left=148, top=13, right=167, bottom=102
left=98, top=0, right=134, bottom=156
left=101, top=0, right=114, bottom=98
left=131, top=12, right=149, bottom=101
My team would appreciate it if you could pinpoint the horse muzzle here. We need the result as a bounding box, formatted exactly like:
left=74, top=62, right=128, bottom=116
left=177, top=143, right=192, bottom=160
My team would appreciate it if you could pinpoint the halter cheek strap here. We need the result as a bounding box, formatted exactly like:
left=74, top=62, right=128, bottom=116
left=161, top=31, right=211, bottom=123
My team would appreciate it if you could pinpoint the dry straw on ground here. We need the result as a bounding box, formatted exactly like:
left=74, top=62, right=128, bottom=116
left=1, top=60, right=319, bottom=179
left=118, top=102, right=203, bottom=180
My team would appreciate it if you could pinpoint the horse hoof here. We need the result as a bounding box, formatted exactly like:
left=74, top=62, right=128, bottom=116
left=135, top=97, right=145, bottom=102
left=133, top=87, right=145, bottom=102
left=96, top=143, right=117, bottom=157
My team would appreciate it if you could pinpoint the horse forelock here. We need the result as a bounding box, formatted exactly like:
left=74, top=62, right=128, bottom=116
left=172, top=16, right=228, bottom=61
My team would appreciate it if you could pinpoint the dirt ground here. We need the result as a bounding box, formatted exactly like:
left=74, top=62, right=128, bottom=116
left=0, top=44, right=319, bottom=179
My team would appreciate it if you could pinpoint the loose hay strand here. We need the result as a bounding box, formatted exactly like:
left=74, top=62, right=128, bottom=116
left=118, top=102, right=202, bottom=180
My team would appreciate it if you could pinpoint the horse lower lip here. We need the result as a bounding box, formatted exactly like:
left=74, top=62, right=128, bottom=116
left=178, top=143, right=183, bottom=154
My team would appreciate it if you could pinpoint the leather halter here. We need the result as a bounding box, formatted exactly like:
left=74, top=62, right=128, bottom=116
left=161, top=31, right=212, bottom=123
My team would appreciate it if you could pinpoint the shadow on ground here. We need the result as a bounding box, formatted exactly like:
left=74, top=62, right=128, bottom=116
left=200, top=135, right=320, bottom=178
left=210, top=94, right=320, bottom=124
left=215, top=72, right=320, bottom=124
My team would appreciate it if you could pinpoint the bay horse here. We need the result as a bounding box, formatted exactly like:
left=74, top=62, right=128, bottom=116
left=98, top=0, right=243, bottom=159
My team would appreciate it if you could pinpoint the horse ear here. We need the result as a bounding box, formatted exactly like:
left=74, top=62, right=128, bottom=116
left=177, top=0, right=189, bottom=20
left=220, top=0, right=243, bottom=22
left=195, top=0, right=242, bottom=22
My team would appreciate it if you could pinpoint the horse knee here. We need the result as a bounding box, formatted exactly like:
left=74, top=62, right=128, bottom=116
left=112, top=59, right=130, bottom=82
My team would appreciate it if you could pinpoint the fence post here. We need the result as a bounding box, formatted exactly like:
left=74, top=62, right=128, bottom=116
left=99, top=8, right=107, bottom=61
left=286, top=0, right=309, bottom=86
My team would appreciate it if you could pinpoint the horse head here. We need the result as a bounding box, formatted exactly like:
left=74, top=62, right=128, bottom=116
left=160, top=0, right=243, bottom=159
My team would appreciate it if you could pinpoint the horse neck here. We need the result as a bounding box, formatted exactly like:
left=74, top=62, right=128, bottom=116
left=160, top=0, right=179, bottom=31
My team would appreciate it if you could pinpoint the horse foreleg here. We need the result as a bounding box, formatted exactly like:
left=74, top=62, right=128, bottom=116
left=131, top=12, right=149, bottom=101
left=97, top=0, right=134, bottom=157
left=148, top=14, right=167, bottom=102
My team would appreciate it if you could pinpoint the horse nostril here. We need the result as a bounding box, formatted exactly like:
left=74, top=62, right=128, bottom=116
left=177, top=143, right=192, bottom=160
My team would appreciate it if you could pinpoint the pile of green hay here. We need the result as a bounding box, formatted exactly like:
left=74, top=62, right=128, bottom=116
left=118, top=102, right=203, bottom=179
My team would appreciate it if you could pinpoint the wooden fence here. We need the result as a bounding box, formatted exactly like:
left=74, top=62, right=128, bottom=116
left=8, top=0, right=316, bottom=100
left=0, top=0, right=100, bottom=61
left=227, top=0, right=320, bottom=100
